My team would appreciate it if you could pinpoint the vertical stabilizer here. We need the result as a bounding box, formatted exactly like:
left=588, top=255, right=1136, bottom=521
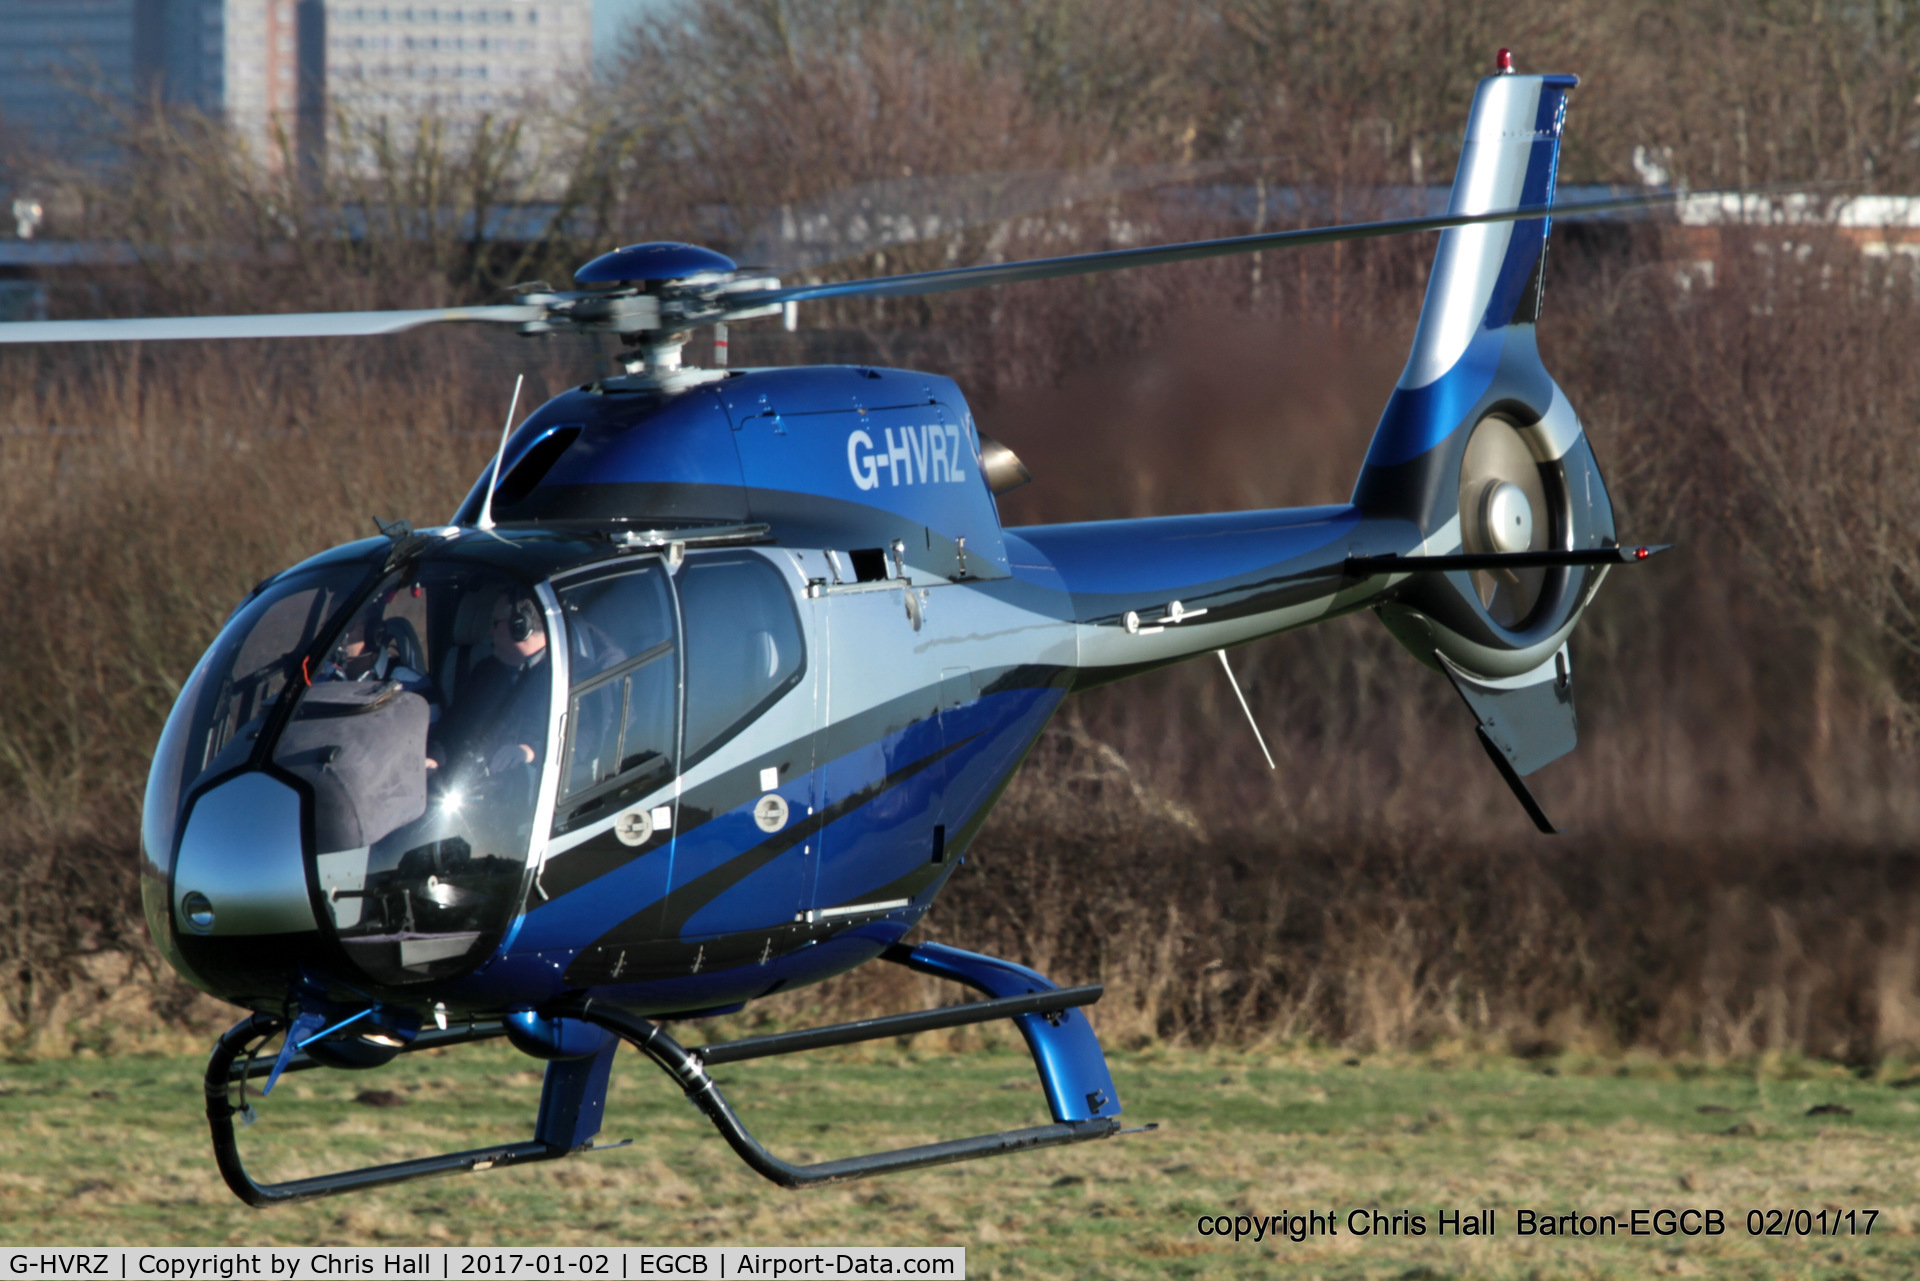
left=1353, top=71, right=1579, bottom=515
left=1347, top=65, right=1621, bottom=829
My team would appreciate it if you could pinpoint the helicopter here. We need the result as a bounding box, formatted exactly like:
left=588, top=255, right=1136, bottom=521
left=2, top=58, right=1678, bottom=1205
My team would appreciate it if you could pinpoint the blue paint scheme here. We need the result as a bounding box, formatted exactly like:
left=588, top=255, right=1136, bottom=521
left=197, top=300, right=1596, bottom=1033
left=715, top=363, right=939, bottom=416
left=262, top=1009, right=326, bottom=1095
left=531, top=1038, right=618, bottom=1150
left=895, top=942, right=1121, bottom=1123
left=1012, top=505, right=1360, bottom=599
left=452, top=367, right=1010, bottom=577
left=453, top=386, right=748, bottom=522
left=728, top=396, right=1009, bottom=575
left=582, top=917, right=913, bottom=1016
left=139, top=69, right=1641, bottom=1199
left=462, top=680, right=1061, bottom=1018
left=1479, top=141, right=1557, bottom=329
left=936, top=681, right=1066, bottom=832
left=673, top=776, right=815, bottom=937
left=447, top=489, right=1406, bottom=1024
left=574, top=241, right=738, bottom=283
left=1002, top=531, right=1071, bottom=593
left=809, top=684, right=1060, bottom=913
left=1360, top=74, right=1575, bottom=472
left=505, top=1010, right=616, bottom=1061
left=807, top=705, right=949, bottom=914
left=1362, top=328, right=1504, bottom=470
left=501, top=839, right=677, bottom=959
left=713, top=368, right=1008, bottom=575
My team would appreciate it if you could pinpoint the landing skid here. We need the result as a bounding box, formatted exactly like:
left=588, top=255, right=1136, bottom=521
left=203, top=943, right=1140, bottom=1205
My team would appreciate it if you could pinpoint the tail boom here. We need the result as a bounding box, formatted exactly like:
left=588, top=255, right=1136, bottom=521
left=1009, top=507, right=1431, bottom=685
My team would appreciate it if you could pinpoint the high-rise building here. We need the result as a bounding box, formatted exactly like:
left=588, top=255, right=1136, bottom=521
left=221, top=1, right=323, bottom=165
left=0, top=0, right=590, bottom=168
left=0, top=0, right=225, bottom=153
left=325, top=3, right=591, bottom=119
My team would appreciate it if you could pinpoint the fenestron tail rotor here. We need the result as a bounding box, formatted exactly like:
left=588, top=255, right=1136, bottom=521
left=1458, top=415, right=1554, bottom=627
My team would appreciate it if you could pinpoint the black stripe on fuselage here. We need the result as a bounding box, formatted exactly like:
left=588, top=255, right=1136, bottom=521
left=530, top=664, right=1067, bottom=906
left=655, top=733, right=960, bottom=945
left=559, top=737, right=971, bottom=986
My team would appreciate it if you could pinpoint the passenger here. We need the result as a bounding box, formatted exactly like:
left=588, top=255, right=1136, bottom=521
left=318, top=602, right=435, bottom=704
left=428, top=591, right=551, bottom=779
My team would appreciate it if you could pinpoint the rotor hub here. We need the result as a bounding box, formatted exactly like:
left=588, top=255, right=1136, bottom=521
left=1458, top=415, right=1555, bottom=627
left=1481, top=481, right=1535, bottom=554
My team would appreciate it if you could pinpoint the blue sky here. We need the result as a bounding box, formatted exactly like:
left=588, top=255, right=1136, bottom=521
left=593, top=0, right=671, bottom=62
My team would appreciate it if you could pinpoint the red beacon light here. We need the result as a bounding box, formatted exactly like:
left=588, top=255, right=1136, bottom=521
left=1496, top=48, right=1515, bottom=74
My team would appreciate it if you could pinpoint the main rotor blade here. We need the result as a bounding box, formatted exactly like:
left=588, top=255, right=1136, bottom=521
left=733, top=187, right=1770, bottom=306
left=738, top=157, right=1274, bottom=274
left=0, top=304, right=545, bottom=345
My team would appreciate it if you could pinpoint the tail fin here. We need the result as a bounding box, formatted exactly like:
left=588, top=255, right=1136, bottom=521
left=1352, top=71, right=1579, bottom=515
left=1350, top=68, right=1623, bottom=829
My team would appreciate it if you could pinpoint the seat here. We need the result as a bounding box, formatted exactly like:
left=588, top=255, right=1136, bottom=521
left=440, top=592, right=497, bottom=707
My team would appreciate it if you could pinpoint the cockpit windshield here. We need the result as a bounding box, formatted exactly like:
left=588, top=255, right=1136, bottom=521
left=272, top=561, right=557, bottom=985
left=142, top=558, right=376, bottom=956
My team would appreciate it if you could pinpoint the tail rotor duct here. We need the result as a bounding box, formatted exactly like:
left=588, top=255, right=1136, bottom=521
left=1458, top=415, right=1554, bottom=627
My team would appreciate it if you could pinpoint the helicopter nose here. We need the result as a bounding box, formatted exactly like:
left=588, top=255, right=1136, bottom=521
left=173, top=772, right=317, bottom=938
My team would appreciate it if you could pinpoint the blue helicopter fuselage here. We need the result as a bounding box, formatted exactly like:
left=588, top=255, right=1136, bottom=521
left=114, top=66, right=1652, bottom=1202
left=144, top=362, right=1429, bottom=1031
left=145, top=72, right=1622, bottom=1040
left=448, top=366, right=1416, bottom=1018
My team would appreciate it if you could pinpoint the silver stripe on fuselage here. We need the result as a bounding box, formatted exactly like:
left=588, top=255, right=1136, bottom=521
left=540, top=546, right=1074, bottom=858
left=803, top=898, right=910, bottom=923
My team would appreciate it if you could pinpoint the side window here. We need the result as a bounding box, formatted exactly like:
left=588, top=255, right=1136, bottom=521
left=678, top=552, right=806, bottom=767
left=556, top=563, right=679, bottom=816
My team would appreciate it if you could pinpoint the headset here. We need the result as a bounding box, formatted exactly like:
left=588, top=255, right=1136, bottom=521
left=507, top=597, right=541, bottom=643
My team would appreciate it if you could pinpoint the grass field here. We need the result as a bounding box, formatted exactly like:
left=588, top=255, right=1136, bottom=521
left=1, top=1032, right=1916, bottom=1278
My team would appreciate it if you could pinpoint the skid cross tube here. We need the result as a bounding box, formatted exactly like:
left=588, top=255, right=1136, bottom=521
left=692, top=985, right=1104, bottom=1065
left=559, top=1000, right=1119, bottom=1187
left=205, top=1014, right=588, bottom=1207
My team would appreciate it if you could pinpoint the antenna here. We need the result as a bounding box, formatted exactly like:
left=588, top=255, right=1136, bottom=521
left=475, top=374, right=525, bottom=532
left=1215, top=649, right=1276, bottom=770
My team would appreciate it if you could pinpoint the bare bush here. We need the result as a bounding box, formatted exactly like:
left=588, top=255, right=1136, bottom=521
left=6, top=0, right=1920, bottom=1059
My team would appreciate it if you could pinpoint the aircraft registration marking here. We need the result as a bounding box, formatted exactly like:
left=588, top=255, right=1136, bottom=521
left=847, top=423, right=971, bottom=491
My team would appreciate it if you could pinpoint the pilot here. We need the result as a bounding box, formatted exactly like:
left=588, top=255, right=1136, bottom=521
left=428, top=591, right=551, bottom=778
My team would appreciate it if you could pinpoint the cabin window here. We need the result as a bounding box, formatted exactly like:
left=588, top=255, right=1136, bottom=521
left=556, top=562, right=679, bottom=807
left=678, top=552, right=805, bottom=766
